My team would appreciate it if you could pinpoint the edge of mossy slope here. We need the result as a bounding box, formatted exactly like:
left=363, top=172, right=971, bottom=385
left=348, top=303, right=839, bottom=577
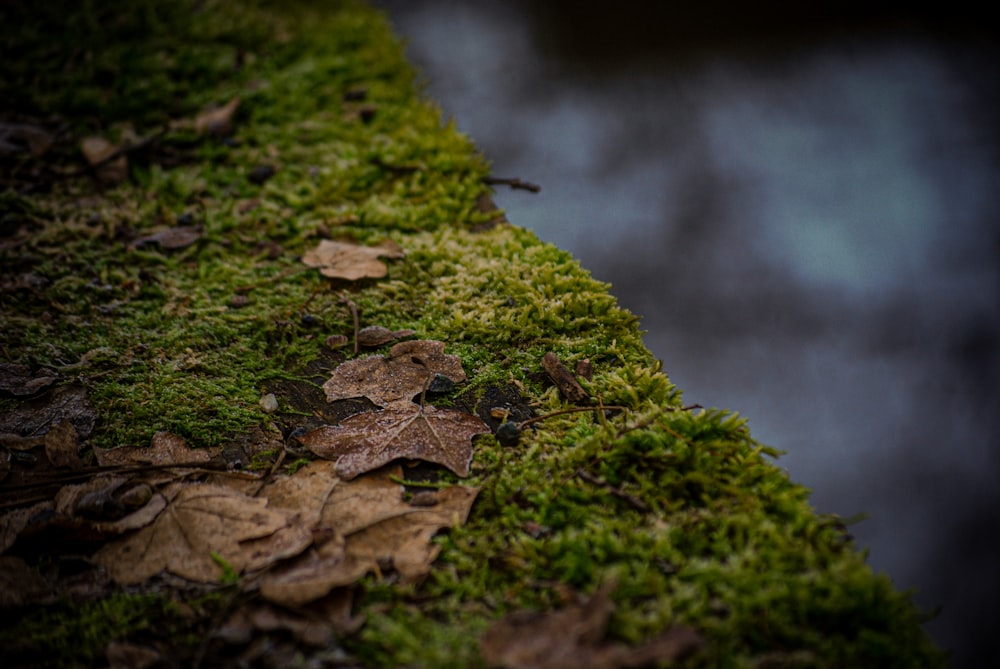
left=0, top=1, right=945, bottom=667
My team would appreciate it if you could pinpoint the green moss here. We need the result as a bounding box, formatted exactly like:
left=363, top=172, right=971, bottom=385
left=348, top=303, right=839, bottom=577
left=0, top=1, right=945, bottom=668
left=0, top=593, right=179, bottom=669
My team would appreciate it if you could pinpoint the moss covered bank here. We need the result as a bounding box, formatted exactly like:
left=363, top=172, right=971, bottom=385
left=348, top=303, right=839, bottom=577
left=0, top=1, right=945, bottom=667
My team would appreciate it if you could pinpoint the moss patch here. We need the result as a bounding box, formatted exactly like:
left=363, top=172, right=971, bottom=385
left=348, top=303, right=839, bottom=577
left=1, top=1, right=945, bottom=667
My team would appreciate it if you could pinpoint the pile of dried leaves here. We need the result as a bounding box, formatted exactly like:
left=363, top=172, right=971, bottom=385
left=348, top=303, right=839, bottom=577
left=0, top=334, right=491, bottom=662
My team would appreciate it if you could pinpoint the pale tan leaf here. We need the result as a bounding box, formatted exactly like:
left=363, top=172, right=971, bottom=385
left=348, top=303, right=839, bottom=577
left=301, top=239, right=404, bottom=280
left=259, top=466, right=479, bottom=605
left=93, top=482, right=311, bottom=584
left=299, top=404, right=488, bottom=479
left=194, top=97, right=241, bottom=136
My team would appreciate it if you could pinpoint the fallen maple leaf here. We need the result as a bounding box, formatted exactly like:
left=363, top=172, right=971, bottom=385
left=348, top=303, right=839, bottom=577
left=299, top=404, right=488, bottom=479
left=301, top=239, right=404, bottom=280
left=323, top=339, right=466, bottom=407
left=259, top=464, right=479, bottom=605
left=480, top=582, right=705, bottom=669
left=93, top=482, right=312, bottom=584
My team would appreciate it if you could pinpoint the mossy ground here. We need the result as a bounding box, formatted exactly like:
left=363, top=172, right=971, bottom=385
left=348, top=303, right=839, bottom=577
left=0, top=1, right=945, bottom=667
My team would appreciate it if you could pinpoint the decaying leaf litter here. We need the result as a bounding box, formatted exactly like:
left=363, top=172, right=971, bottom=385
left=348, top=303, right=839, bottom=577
left=1, top=1, right=947, bottom=667
left=0, top=241, right=492, bottom=648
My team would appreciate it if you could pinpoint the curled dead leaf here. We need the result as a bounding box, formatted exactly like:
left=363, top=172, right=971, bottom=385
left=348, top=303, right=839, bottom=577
left=301, top=239, right=404, bottom=281
left=0, top=363, right=58, bottom=398
left=94, top=431, right=219, bottom=467
left=299, top=404, right=488, bottom=479
left=323, top=339, right=466, bottom=407
left=480, top=582, right=704, bottom=669
left=80, top=136, right=128, bottom=185
left=357, top=326, right=416, bottom=348
left=259, top=464, right=479, bottom=605
left=93, top=482, right=312, bottom=584
left=194, top=96, right=241, bottom=136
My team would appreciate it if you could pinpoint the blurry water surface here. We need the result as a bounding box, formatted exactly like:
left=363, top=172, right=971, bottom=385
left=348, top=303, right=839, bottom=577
left=377, top=2, right=1000, bottom=665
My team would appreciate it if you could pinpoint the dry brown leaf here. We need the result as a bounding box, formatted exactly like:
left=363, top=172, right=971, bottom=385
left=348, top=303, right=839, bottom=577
left=0, top=363, right=58, bottom=397
left=357, top=325, right=416, bottom=348
left=93, top=482, right=312, bottom=584
left=301, top=239, right=404, bottom=280
left=0, top=384, right=96, bottom=440
left=52, top=474, right=166, bottom=533
left=0, top=501, right=51, bottom=553
left=323, top=339, right=466, bottom=407
left=43, top=420, right=83, bottom=469
left=130, top=225, right=203, bottom=251
left=80, top=136, right=128, bottom=185
left=194, top=96, right=241, bottom=136
left=480, top=582, right=704, bottom=669
left=94, top=431, right=219, bottom=467
left=299, top=404, right=488, bottom=479
left=259, top=465, right=479, bottom=605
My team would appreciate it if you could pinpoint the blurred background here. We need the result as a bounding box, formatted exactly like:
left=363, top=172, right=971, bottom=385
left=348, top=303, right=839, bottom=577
left=376, top=2, right=999, bottom=666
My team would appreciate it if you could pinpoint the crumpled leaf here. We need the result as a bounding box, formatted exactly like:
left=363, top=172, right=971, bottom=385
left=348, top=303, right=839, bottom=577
left=0, top=384, right=96, bottom=439
left=301, top=239, right=404, bottom=280
left=299, top=404, right=488, bottom=479
left=194, top=96, right=241, bottom=136
left=258, top=463, right=479, bottom=606
left=54, top=474, right=165, bottom=533
left=43, top=420, right=83, bottom=469
left=93, top=482, right=312, bottom=584
left=323, top=339, right=466, bottom=407
left=356, top=325, right=416, bottom=348
left=0, top=501, right=51, bottom=553
left=95, top=431, right=219, bottom=467
left=80, top=136, right=128, bottom=185
left=131, top=225, right=203, bottom=250
left=0, top=363, right=58, bottom=398
left=480, top=582, right=705, bottom=669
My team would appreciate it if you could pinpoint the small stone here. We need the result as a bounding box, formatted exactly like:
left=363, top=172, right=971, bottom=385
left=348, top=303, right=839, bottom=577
left=259, top=393, right=279, bottom=414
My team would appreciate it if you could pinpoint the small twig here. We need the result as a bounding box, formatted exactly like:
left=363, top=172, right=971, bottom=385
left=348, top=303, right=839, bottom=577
left=341, top=297, right=360, bottom=354
left=482, top=176, right=541, bottom=193
left=517, top=405, right=628, bottom=429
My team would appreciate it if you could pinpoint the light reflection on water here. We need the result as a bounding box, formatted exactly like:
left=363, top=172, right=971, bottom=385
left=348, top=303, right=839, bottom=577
left=378, top=3, right=999, bottom=665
